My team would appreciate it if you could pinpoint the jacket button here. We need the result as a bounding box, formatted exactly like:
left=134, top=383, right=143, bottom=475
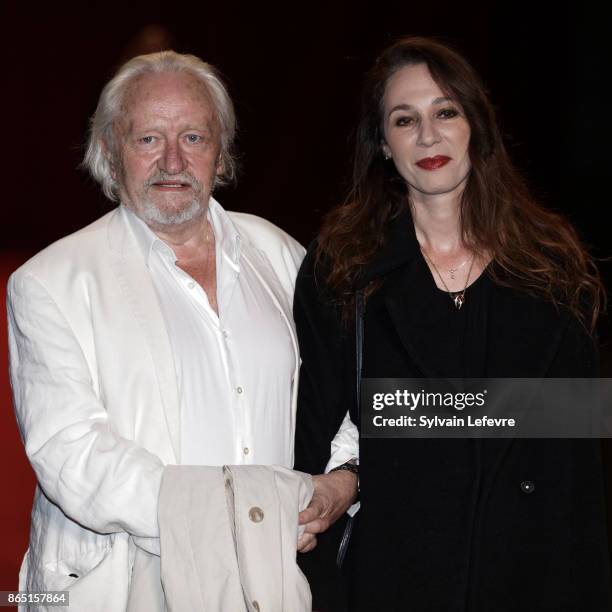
left=252, top=601, right=260, bottom=611
left=520, top=480, right=535, bottom=494
left=249, top=506, right=264, bottom=522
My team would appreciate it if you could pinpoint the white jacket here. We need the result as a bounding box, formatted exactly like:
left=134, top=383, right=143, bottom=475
left=7, top=202, right=305, bottom=611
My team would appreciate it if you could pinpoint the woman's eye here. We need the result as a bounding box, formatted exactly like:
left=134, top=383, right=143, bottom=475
left=438, top=108, right=459, bottom=119
left=395, top=116, right=415, bottom=127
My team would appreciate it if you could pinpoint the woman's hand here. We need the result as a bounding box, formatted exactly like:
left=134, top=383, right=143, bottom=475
left=297, top=471, right=358, bottom=552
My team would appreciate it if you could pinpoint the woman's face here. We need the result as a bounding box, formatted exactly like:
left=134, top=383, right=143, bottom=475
left=382, top=63, right=471, bottom=197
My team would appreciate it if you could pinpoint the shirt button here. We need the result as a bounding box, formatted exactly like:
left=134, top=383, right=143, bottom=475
left=252, top=601, right=260, bottom=612
left=187, top=281, right=195, bottom=289
left=243, top=447, right=250, bottom=455
left=520, top=480, right=535, bottom=494
left=236, top=386, right=243, bottom=394
left=249, top=507, right=264, bottom=522
left=222, top=329, right=229, bottom=338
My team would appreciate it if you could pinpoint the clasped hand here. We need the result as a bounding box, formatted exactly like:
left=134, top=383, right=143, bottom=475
left=297, top=470, right=358, bottom=552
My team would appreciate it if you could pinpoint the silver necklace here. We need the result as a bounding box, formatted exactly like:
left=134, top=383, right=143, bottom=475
left=422, top=250, right=476, bottom=309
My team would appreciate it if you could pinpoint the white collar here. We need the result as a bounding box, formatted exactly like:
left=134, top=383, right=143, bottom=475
left=121, top=197, right=241, bottom=270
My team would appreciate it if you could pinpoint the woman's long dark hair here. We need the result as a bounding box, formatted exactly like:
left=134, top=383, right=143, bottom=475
left=317, top=37, right=604, bottom=330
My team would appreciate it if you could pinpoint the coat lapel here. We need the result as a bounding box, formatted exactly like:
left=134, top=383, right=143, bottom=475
left=240, top=240, right=299, bottom=359
left=239, top=239, right=301, bottom=463
left=383, top=259, right=443, bottom=379
left=485, top=283, right=567, bottom=378
left=107, top=209, right=181, bottom=462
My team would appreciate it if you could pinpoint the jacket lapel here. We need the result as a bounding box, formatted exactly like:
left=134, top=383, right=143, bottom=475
left=239, top=239, right=301, bottom=463
left=240, top=240, right=299, bottom=359
left=383, top=260, right=443, bottom=379
left=107, top=209, right=181, bottom=462
left=485, top=283, right=567, bottom=378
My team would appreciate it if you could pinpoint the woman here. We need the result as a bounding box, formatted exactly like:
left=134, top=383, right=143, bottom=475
left=294, top=37, right=611, bottom=611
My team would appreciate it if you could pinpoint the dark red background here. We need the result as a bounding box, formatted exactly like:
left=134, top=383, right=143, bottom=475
left=1, top=0, right=610, bottom=596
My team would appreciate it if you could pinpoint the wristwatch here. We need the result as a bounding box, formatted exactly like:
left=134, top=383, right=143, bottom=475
left=329, top=461, right=359, bottom=477
left=329, top=460, right=360, bottom=503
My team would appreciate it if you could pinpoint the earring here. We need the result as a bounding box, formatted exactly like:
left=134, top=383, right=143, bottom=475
left=384, top=153, right=391, bottom=161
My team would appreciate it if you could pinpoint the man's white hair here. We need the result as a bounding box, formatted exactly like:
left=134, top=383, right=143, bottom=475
left=83, top=50, right=237, bottom=201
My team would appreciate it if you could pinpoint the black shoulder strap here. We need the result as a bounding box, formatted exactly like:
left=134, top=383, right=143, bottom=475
left=355, top=290, right=364, bottom=423
left=336, top=290, right=365, bottom=570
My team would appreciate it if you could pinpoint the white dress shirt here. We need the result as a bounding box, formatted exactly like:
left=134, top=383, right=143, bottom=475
left=124, top=201, right=296, bottom=467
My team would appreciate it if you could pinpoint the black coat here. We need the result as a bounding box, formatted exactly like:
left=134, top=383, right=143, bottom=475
left=293, top=213, right=612, bottom=611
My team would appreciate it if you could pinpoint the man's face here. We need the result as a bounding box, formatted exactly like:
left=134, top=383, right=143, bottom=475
left=112, top=71, right=222, bottom=229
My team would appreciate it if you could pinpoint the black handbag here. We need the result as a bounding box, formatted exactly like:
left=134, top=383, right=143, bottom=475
left=335, top=290, right=364, bottom=568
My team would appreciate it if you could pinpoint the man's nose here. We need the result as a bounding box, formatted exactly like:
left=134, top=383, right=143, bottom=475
left=417, top=120, right=441, bottom=148
left=158, top=140, right=186, bottom=174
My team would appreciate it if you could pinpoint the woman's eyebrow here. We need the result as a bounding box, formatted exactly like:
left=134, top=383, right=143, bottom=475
left=387, top=97, right=453, bottom=118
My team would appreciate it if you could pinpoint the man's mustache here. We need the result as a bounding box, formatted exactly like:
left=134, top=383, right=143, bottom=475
left=144, top=172, right=202, bottom=190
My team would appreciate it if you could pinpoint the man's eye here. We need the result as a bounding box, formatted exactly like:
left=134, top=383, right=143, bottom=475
left=438, top=108, right=459, bottom=119
left=186, top=134, right=202, bottom=143
left=140, top=136, right=155, bottom=144
left=395, top=116, right=415, bottom=127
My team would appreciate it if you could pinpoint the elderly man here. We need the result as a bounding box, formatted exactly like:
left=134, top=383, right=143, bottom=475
left=7, top=51, right=357, bottom=610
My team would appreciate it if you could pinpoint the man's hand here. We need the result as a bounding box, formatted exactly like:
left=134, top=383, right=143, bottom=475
left=297, top=470, right=358, bottom=553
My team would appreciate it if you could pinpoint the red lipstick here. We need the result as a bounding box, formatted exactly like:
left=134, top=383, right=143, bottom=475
left=416, top=156, right=451, bottom=170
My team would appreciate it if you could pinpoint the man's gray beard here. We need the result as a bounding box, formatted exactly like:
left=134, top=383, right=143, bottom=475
left=139, top=196, right=205, bottom=227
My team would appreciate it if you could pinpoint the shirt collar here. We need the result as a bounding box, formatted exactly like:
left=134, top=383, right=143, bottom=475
left=208, top=196, right=241, bottom=270
left=121, top=197, right=241, bottom=269
left=121, top=204, right=173, bottom=266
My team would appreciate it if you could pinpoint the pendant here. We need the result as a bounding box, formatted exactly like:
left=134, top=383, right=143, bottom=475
left=449, top=268, right=456, bottom=280
left=453, top=293, right=465, bottom=309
